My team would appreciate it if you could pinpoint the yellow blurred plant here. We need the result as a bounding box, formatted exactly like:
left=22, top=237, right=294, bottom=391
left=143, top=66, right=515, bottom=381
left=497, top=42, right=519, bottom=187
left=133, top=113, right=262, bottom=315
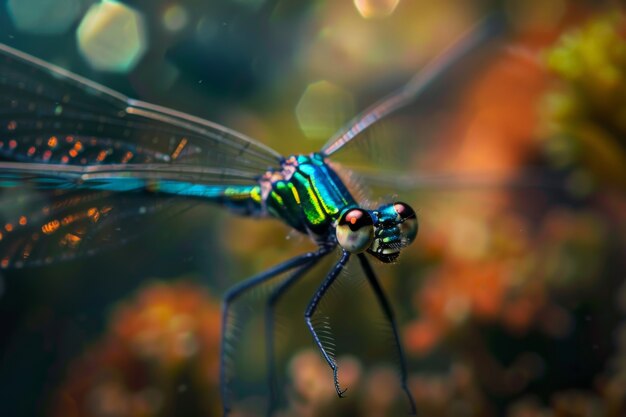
left=544, top=11, right=626, bottom=190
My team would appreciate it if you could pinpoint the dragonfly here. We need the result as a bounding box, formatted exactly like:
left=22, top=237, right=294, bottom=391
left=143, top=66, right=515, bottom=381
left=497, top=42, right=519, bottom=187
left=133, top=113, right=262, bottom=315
left=0, top=15, right=502, bottom=417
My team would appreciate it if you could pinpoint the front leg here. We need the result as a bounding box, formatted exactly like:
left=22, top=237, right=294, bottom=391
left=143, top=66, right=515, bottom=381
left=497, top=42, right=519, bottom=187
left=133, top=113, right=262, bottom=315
left=304, top=250, right=351, bottom=397
left=358, top=254, right=417, bottom=415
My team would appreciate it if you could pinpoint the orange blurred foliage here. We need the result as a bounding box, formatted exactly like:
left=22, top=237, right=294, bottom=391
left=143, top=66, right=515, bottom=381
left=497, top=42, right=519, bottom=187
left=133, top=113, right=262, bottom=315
left=52, top=282, right=222, bottom=417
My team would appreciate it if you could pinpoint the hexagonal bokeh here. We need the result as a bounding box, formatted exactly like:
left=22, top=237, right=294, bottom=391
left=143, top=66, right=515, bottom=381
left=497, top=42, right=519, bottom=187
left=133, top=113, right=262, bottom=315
left=162, top=4, right=188, bottom=32
left=353, top=0, right=401, bottom=19
left=7, top=0, right=85, bottom=35
left=295, top=80, right=355, bottom=140
left=76, top=1, right=148, bottom=73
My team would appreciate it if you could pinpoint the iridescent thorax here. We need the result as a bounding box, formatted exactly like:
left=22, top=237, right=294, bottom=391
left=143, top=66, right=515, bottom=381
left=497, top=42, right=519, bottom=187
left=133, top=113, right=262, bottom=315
left=260, top=153, right=357, bottom=236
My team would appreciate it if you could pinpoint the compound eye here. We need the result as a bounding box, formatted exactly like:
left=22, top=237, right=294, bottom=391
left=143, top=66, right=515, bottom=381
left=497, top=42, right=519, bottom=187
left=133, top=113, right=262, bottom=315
left=336, top=208, right=374, bottom=253
left=393, top=202, right=418, bottom=244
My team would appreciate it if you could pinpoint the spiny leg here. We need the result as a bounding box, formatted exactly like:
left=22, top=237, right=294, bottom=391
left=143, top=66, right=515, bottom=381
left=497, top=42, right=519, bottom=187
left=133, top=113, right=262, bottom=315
left=220, top=250, right=326, bottom=416
left=304, top=250, right=351, bottom=397
left=358, top=254, right=417, bottom=415
left=264, top=248, right=331, bottom=416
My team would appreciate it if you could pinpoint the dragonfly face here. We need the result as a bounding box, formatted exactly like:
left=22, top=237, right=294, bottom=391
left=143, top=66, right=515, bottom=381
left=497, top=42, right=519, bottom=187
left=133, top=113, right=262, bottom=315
left=335, top=202, right=418, bottom=262
left=369, top=202, right=418, bottom=262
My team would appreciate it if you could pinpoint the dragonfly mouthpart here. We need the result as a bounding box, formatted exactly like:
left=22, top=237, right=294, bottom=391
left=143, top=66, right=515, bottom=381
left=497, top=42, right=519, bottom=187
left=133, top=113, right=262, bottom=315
left=367, top=235, right=403, bottom=263
left=366, top=201, right=418, bottom=263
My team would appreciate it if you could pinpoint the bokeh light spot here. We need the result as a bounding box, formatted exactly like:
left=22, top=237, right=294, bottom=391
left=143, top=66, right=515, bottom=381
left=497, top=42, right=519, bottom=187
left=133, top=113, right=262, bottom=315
left=295, top=81, right=354, bottom=140
left=7, top=0, right=85, bottom=35
left=162, top=4, right=188, bottom=32
left=353, top=0, right=400, bottom=19
left=76, top=1, right=148, bottom=73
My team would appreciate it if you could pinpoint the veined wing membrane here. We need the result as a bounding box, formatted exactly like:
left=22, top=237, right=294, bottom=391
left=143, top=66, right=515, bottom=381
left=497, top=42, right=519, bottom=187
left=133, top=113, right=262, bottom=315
left=345, top=168, right=563, bottom=193
left=0, top=165, right=259, bottom=268
left=0, top=43, right=278, bottom=266
left=321, top=14, right=505, bottom=158
left=0, top=162, right=269, bottom=190
left=322, top=13, right=562, bottom=197
left=0, top=188, right=207, bottom=268
left=0, top=42, right=282, bottom=172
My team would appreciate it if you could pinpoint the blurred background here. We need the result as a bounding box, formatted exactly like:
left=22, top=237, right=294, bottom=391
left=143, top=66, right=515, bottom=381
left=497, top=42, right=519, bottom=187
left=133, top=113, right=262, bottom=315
left=1, top=0, right=626, bottom=416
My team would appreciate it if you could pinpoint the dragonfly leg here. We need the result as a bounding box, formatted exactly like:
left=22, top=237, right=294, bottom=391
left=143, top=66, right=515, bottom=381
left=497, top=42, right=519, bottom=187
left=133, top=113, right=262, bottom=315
left=357, top=254, right=417, bottom=415
left=304, top=250, right=351, bottom=398
left=264, top=247, right=331, bottom=417
left=220, top=249, right=328, bottom=416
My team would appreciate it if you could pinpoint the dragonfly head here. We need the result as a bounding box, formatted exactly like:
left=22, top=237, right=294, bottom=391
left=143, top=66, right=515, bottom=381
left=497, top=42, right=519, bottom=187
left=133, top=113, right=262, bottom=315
left=335, top=202, right=418, bottom=263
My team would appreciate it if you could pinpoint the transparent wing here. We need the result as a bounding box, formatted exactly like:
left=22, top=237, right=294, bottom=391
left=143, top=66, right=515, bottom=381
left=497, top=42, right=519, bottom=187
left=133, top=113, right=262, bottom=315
left=345, top=168, right=563, bottom=193
left=322, top=10, right=566, bottom=199
left=0, top=188, right=198, bottom=268
left=0, top=42, right=282, bottom=180
left=0, top=43, right=281, bottom=267
left=0, top=162, right=269, bottom=193
left=321, top=13, right=505, bottom=158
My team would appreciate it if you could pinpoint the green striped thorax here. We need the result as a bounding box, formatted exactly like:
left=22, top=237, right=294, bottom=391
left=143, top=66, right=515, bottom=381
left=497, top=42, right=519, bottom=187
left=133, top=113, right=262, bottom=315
left=261, top=153, right=418, bottom=263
